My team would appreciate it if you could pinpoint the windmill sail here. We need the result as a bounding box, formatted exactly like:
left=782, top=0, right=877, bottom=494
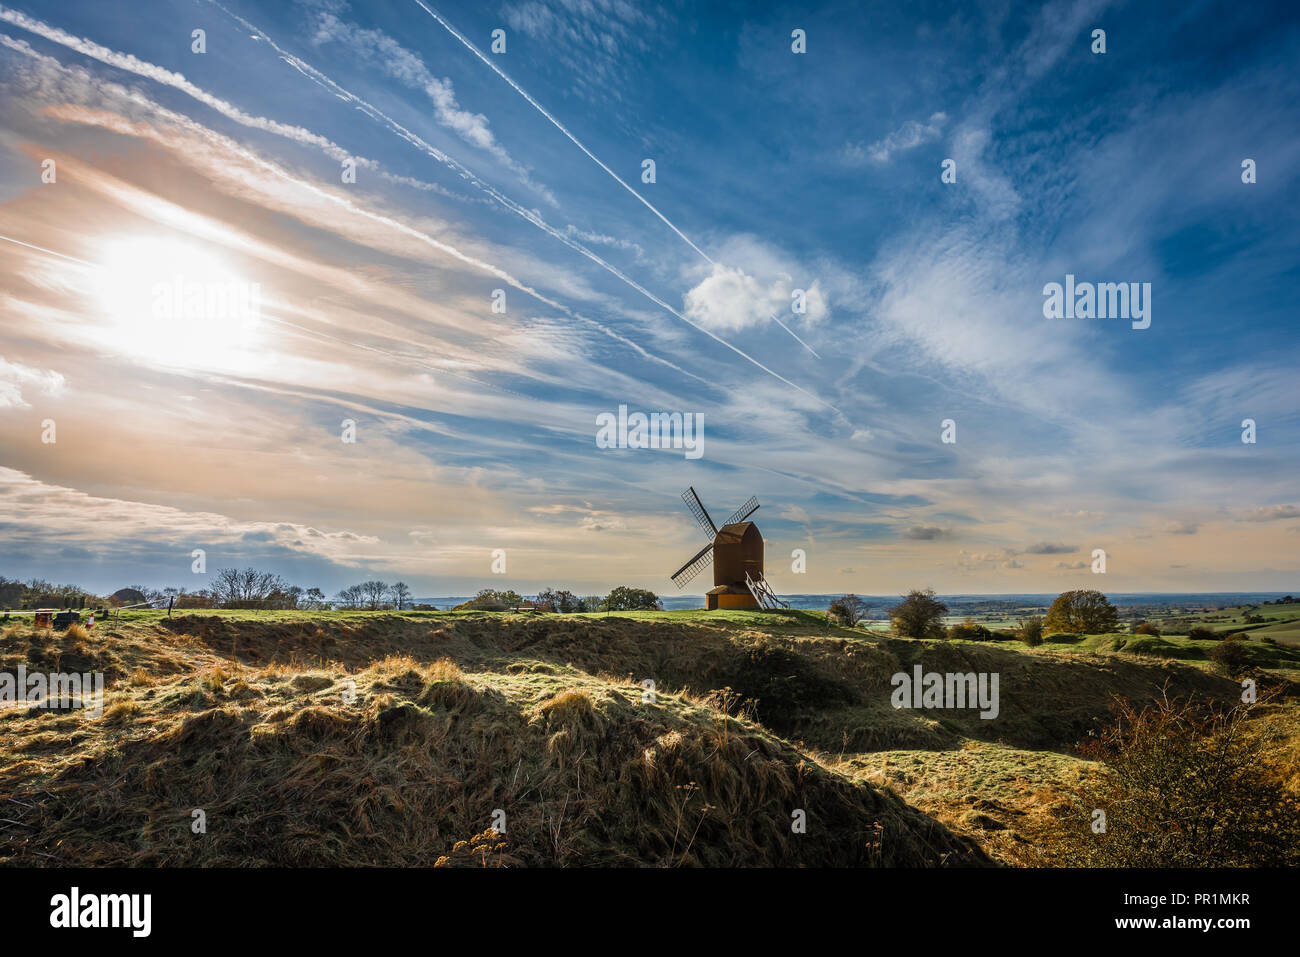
left=725, top=496, right=759, bottom=526
left=681, top=487, right=718, bottom=538
left=671, top=541, right=714, bottom=587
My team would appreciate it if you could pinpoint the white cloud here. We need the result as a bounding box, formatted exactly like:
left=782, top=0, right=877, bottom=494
left=843, top=112, right=947, bottom=164
left=683, top=264, right=828, bottom=333
left=304, top=4, right=557, bottom=204
left=0, top=355, right=64, bottom=408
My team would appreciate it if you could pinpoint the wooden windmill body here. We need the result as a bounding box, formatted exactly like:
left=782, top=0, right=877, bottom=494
left=670, top=488, right=788, bottom=610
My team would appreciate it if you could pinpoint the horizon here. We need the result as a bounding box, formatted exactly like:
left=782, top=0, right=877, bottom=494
left=2, top=0, right=1298, bottom=597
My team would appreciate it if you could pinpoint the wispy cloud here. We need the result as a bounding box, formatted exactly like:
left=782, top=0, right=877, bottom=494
left=842, top=111, right=948, bottom=165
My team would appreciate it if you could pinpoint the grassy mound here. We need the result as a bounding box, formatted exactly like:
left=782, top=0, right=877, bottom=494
left=5, top=609, right=1296, bottom=867
left=0, top=628, right=986, bottom=866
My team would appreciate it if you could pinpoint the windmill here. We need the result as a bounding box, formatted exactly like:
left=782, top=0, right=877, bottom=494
left=670, top=487, right=789, bottom=610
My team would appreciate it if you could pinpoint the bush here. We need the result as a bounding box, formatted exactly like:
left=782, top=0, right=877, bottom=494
left=1044, top=589, right=1119, bottom=635
left=1133, top=622, right=1161, bottom=636
left=1059, top=692, right=1300, bottom=866
left=888, top=588, right=948, bottom=639
left=1019, top=616, right=1044, bottom=647
left=946, top=617, right=992, bottom=641
left=1209, top=635, right=1250, bottom=675
left=827, top=594, right=870, bottom=627
left=1186, top=626, right=1216, bottom=641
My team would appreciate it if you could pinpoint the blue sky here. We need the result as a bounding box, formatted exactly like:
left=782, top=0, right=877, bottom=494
left=0, top=0, right=1296, bottom=598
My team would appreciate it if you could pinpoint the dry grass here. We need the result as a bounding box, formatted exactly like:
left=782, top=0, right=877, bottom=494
left=2, top=611, right=1294, bottom=867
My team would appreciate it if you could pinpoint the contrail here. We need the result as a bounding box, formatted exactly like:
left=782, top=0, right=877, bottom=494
left=0, top=6, right=473, bottom=204
left=0, top=25, right=706, bottom=389
left=0, top=233, right=96, bottom=267
left=414, top=0, right=711, bottom=263
left=204, top=2, right=837, bottom=410
left=410, top=0, right=822, bottom=359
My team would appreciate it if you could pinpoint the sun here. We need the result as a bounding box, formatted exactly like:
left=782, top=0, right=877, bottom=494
left=95, top=236, right=265, bottom=373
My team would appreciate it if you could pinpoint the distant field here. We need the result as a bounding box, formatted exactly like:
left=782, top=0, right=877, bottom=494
left=1155, top=602, right=1300, bottom=647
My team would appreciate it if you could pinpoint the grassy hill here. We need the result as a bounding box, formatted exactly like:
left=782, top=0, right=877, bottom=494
left=1, top=608, right=1295, bottom=866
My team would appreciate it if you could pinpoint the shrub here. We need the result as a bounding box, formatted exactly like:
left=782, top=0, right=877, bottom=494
left=888, top=588, right=948, bottom=639
left=1044, top=589, right=1119, bottom=634
left=1186, top=626, right=1216, bottom=641
left=1059, top=692, right=1300, bottom=866
left=827, top=594, right=870, bottom=627
left=1019, top=616, right=1044, bottom=647
left=946, top=617, right=992, bottom=641
left=1209, top=635, right=1250, bottom=675
left=1133, top=622, right=1161, bottom=636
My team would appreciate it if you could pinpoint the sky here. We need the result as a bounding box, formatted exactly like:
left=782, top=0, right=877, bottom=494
left=0, top=0, right=1297, bottom=599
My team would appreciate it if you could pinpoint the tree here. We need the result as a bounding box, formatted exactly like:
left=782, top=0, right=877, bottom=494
left=1043, top=589, right=1119, bottom=635
left=1019, top=615, right=1044, bottom=646
left=336, top=584, right=364, bottom=608
left=211, top=567, right=286, bottom=607
left=827, top=594, right=870, bottom=627
left=305, top=587, right=326, bottom=609
left=888, top=588, right=948, bottom=638
left=359, top=580, right=390, bottom=610
left=0, top=576, right=23, bottom=608
left=533, top=588, right=580, bottom=613
left=603, top=586, right=662, bottom=611
left=388, top=582, right=412, bottom=610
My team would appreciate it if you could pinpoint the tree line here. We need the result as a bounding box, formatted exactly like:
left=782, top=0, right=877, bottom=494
left=829, top=588, right=1203, bottom=643
left=0, top=569, right=661, bottom=613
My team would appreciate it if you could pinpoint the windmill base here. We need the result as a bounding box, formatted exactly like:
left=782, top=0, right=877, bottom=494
left=705, top=585, right=760, bottom=611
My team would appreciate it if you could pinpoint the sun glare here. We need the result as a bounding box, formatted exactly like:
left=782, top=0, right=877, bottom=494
left=95, top=236, right=265, bottom=373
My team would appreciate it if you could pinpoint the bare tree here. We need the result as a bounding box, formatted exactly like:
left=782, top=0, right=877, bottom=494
left=360, top=580, right=389, bottom=610
left=335, top=584, right=363, bottom=608
left=388, top=581, right=412, bottom=610
left=212, top=567, right=287, bottom=607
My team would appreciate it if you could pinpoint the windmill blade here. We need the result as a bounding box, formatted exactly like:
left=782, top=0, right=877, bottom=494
left=725, top=496, right=759, bottom=526
left=681, top=487, right=718, bottom=538
left=670, top=542, right=713, bottom=587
